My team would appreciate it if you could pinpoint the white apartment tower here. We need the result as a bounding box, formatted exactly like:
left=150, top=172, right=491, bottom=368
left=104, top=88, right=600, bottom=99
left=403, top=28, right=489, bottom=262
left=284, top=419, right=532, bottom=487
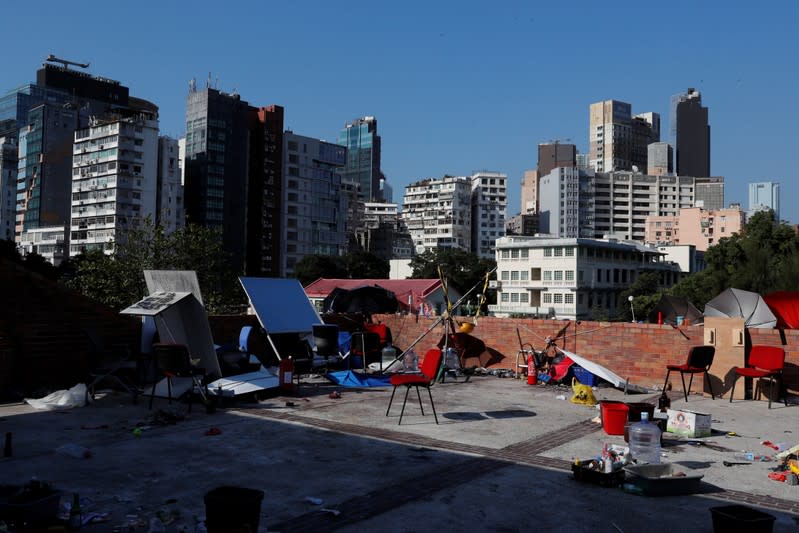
left=70, top=114, right=159, bottom=256
left=471, top=171, right=507, bottom=259
left=402, top=175, right=472, bottom=254
left=156, top=136, right=184, bottom=234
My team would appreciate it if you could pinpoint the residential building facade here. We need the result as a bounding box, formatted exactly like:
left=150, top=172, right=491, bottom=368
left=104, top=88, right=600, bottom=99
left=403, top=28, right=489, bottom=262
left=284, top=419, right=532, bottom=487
left=647, top=142, right=673, bottom=176
left=69, top=113, right=159, bottom=256
left=643, top=206, right=745, bottom=251
left=0, top=136, right=17, bottom=241
left=471, top=171, right=507, bottom=259
left=156, top=136, right=184, bottom=234
left=490, top=236, right=682, bottom=320
left=282, top=131, right=347, bottom=276
left=402, top=175, right=472, bottom=254
left=589, top=99, right=659, bottom=172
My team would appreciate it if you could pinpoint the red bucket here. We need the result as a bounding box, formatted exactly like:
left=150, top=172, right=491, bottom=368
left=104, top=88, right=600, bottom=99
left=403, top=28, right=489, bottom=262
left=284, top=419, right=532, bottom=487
left=600, top=401, right=629, bottom=436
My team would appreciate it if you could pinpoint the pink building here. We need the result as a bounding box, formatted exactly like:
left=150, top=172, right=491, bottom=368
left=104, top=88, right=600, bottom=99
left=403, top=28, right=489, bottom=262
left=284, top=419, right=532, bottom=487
left=644, top=207, right=745, bottom=251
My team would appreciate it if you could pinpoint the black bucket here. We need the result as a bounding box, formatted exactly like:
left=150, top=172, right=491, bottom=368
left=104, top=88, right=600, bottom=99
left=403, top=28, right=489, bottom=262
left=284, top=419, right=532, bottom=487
left=204, top=486, right=264, bottom=533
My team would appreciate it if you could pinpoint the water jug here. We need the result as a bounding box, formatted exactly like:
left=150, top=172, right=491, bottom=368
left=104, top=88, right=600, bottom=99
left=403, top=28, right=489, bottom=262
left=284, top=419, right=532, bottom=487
left=381, top=343, right=396, bottom=365
left=629, top=412, right=661, bottom=464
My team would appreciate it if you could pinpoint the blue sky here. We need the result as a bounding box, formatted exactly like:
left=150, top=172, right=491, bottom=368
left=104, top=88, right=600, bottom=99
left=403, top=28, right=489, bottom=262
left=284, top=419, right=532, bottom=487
left=3, top=1, right=797, bottom=222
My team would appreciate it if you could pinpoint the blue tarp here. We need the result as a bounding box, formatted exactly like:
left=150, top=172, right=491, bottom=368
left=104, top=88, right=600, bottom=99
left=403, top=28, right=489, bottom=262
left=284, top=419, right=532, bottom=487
left=324, top=370, right=391, bottom=388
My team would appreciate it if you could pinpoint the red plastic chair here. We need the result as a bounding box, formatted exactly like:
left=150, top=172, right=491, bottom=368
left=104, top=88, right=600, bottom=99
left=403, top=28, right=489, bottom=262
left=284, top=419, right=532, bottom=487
left=385, top=348, right=443, bottom=425
left=663, top=345, right=716, bottom=402
left=729, top=345, right=788, bottom=409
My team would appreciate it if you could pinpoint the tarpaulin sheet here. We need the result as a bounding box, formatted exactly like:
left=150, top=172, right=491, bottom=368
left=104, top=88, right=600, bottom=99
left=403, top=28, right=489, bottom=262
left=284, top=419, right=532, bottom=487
left=324, top=370, right=391, bottom=388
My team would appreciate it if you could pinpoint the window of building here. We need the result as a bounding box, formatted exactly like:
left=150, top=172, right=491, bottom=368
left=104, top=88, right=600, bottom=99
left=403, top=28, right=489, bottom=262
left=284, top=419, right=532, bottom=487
left=501, top=293, right=509, bottom=302
left=501, top=270, right=510, bottom=281
left=511, top=249, right=519, bottom=259
left=520, top=249, right=528, bottom=259
left=565, top=293, right=574, bottom=304
left=544, top=271, right=552, bottom=281
left=520, top=271, right=528, bottom=281
left=511, top=271, right=519, bottom=281
left=519, top=292, right=529, bottom=303
left=565, top=247, right=574, bottom=256
left=501, top=250, right=509, bottom=259
left=554, top=293, right=563, bottom=304
left=543, top=293, right=552, bottom=303
left=565, top=270, right=574, bottom=281
left=511, top=293, right=519, bottom=303
left=544, top=247, right=552, bottom=257
left=554, top=247, right=563, bottom=256
left=554, top=271, right=563, bottom=281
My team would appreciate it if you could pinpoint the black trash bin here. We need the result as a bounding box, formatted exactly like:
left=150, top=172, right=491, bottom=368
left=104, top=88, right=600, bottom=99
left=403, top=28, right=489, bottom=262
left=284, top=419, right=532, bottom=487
left=204, top=486, right=264, bottom=533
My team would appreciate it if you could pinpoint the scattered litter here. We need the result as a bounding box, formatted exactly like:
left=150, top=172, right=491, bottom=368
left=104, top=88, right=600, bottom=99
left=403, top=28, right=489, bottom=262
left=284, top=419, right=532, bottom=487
left=204, top=427, right=222, bottom=436
left=556, top=395, right=566, bottom=400
left=56, top=443, right=92, bottom=459
left=81, top=424, right=110, bottom=430
left=761, top=440, right=786, bottom=451
left=132, top=428, right=143, bottom=437
left=305, top=496, right=323, bottom=505
left=320, top=508, right=341, bottom=516
left=328, top=391, right=341, bottom=399
left=285, top=401, right=296, bottom=407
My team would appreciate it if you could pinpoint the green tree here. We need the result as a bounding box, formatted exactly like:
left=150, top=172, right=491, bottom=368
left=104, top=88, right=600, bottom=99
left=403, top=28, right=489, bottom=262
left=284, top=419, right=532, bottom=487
left=618, top=271, right=663, bottom=322
left=344, top=250, right=389, bottom=280
left=64, top=220, right=243, bottom=313
left=409, top=248, right=496, bottom=303
left=294, top=254, right=349, bottom=286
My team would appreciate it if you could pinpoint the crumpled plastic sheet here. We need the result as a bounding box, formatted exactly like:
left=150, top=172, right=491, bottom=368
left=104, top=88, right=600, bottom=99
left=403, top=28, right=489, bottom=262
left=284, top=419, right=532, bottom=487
left=25, top=383, right=88, bottom=410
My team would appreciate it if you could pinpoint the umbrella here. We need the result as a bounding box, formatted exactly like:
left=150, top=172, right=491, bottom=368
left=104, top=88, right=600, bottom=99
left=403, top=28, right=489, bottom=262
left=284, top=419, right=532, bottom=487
left=703, top=288, right=777, bottom=328
left=647, top=294, right=704, bottom=325
left=323, top=285, right=399, bottom=315
left=763, top=291, right=799, bottom=329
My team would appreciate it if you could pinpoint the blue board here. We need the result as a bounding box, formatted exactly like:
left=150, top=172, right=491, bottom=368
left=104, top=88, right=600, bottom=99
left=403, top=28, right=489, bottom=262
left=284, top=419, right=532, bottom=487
left=239, top=277, right=323, bottom=334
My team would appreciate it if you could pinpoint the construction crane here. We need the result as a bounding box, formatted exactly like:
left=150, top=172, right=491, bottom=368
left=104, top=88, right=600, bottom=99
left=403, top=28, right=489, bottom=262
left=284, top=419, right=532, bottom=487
left=46, top=55, right=90, bottom=70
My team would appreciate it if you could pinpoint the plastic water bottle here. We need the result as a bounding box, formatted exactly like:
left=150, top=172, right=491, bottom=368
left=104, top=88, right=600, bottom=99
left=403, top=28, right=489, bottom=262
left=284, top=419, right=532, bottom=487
left=629, top=412, right=661, bottom=464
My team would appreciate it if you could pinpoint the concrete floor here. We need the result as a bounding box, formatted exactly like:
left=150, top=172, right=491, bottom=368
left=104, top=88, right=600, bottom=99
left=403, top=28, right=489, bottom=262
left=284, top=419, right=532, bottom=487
left=1, top=373, right=798, bottom=532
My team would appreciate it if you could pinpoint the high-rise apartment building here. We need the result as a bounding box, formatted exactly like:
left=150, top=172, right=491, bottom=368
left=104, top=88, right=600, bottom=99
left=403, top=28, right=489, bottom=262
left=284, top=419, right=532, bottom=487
left=538, top=168, right=719, bottom=242
left=694, top=177, right=725, bottom=211
left=647, top=142, right=673, bottom=176
left=183, top=84, right=285, bottom=276
left=670, top=88, right=710, bottom=177
left=520, top=170, right=537, bottom=214
left=338, top=116, right=384, bottom=202
left=589, top=100, right=659, bottom=173
left=69, top=113, right=159, bottom=256
left=0, top=136, right=17, bottom=241
left=402, top=176, right=472, bottom=254
left=156, top=136, right=183, bottom=235
left=471, top=171, right=507, bottom=259
left=282, top=131, right=347, bottom=276
left=748, top=181, right=780, bottom=221
left=538, top=142, right=576, bottom=178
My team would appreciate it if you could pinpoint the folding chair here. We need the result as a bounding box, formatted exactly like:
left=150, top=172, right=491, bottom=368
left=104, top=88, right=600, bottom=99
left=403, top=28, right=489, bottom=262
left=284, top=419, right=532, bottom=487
left=386, top=348, right=443, bottom=425
left=663, top=345, right=716, bottom=402
left=729, top=345, right=788, bottom=409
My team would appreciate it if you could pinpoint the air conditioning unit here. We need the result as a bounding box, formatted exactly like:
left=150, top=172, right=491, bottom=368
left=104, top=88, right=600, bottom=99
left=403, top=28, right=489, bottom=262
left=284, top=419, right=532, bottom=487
left=489, top=280, right=501, bottom=289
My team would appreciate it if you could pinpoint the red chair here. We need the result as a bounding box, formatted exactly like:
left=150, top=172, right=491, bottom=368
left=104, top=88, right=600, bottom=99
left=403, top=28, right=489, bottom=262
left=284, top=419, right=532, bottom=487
left=663, top=345, right=716, bottom=402
left=729, top=345, right=788, bottom=409
left=385, top=348, right=443, bottom=425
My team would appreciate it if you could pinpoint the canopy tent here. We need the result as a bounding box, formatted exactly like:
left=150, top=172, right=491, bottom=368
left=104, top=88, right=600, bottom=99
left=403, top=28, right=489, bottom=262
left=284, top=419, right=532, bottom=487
left=703, top=288, right=777, bottom=329
left=763, top=291, right=799, bottom=329
left=322, top=285, right=399, bottom=315
left=647, top=294, right=704, bottom=325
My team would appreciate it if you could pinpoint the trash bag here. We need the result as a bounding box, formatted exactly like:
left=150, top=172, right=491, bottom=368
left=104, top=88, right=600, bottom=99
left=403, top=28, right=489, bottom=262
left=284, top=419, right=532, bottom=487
left=25, top=383, right=88, bottom=410
left=569, top=377, right=596, bottom=406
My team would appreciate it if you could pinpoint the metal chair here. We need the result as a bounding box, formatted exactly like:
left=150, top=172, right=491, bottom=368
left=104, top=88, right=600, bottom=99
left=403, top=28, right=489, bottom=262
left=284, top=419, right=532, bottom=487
left=663, top=345, right=716, bottom=402
left=730, top=345, right=788, bottom=409
left=386, top=348, right=443, bottom=425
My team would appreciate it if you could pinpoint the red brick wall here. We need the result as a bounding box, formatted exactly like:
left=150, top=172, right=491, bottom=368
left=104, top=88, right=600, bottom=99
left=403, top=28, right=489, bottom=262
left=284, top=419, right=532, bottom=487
left=373, top=314, right=799, bottom=393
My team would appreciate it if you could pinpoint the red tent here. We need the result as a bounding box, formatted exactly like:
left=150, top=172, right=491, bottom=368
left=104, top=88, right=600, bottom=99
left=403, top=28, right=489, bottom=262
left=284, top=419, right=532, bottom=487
left=764, top=291, right=799, bottom=329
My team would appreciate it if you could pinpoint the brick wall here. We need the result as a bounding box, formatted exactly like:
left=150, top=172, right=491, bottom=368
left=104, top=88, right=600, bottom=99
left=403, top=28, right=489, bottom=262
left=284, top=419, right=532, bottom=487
left=373, top=314, right=798, bottom=393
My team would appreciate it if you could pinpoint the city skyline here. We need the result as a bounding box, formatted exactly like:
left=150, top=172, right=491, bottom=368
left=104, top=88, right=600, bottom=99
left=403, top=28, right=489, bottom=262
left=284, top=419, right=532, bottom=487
left=2, top=2, right=796, bottom=222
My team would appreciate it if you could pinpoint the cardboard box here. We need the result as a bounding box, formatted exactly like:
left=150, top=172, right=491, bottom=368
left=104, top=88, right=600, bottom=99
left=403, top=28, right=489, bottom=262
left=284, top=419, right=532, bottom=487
left=666, top=408, right=712, bottom=437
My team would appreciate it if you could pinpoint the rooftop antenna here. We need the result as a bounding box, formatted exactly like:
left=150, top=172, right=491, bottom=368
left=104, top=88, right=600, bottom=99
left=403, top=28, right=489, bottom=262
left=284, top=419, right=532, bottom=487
left=46, top=54, right=90, bottom=70
left=188, top=77, right=197, bottom=93
left=207, top=72, right=212, bottom=89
